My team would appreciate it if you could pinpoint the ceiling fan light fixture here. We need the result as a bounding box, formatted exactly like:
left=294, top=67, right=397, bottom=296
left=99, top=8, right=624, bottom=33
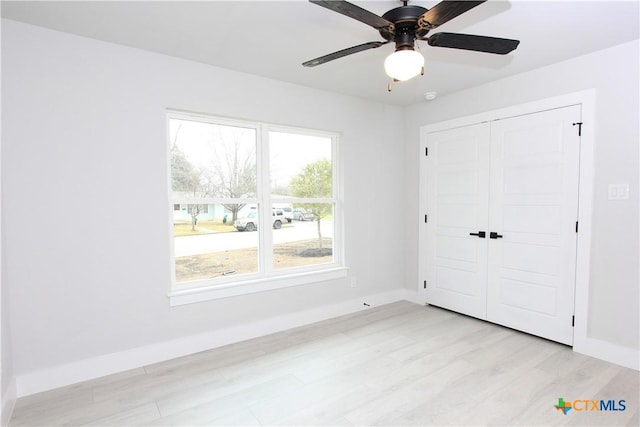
left=384, top=48, right=424, bottom=81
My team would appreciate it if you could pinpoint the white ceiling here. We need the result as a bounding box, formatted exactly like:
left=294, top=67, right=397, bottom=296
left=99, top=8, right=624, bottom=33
left=2, top=0, right=639, bottom=106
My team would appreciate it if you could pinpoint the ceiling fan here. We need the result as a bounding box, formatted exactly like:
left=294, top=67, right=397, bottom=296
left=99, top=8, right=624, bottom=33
left=302, top=0, right=520, bottom=85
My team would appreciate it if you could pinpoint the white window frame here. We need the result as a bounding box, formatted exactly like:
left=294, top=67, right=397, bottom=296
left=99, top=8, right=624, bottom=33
left=166, top=111, right=346, bottom=306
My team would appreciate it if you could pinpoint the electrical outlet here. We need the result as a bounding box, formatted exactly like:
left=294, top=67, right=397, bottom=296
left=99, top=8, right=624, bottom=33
left=350, top=277, right=357, bottom=288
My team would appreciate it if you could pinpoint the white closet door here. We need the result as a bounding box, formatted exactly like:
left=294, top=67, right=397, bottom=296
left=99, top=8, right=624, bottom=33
left=424, top=123, right=491, bottom=319
left=487, top=105, right=580, bottom=345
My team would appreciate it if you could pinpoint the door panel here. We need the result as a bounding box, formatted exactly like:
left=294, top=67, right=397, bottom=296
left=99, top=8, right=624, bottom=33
left=424, top=123, right=490, bottom=319
left=487, top=106, right=580, bottom=345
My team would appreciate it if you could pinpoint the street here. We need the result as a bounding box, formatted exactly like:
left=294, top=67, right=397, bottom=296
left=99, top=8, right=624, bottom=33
left=174, top=220, right=333, bottom=257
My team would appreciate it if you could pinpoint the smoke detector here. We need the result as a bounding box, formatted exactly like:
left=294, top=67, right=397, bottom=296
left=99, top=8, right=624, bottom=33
left=424, top=91, right=437, bottom=101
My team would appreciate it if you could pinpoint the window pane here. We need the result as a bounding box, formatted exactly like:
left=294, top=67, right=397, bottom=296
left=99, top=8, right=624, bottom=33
left=170, top=117, right=259, bottom=285
left=269, top=131, right=332, bottom=197
left=273, top=203, right=334, bottom=271
left=173, top=204, right=259, bottom=284
left=170, top=118, right=257, bottom=199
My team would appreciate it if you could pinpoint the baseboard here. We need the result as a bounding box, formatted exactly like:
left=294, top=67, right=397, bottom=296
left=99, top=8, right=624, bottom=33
left=402, top=288, right=425, bottom=305
left=574, top=336, right=639, bottom=371
left=12, top=290, right=637, bottom=399
left=1, top=377, right=16, bottom=427
left=15, top=289, right=408, bottom=398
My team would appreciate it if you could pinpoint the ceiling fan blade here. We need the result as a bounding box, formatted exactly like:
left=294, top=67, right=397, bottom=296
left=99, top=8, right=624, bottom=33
left=425, top=32, right=520, bottom=55
left=418, top=0, right=485, bottom=32
left=303, top=41, right=390, bottom=67
left=309, top=0, right=394, bottom=31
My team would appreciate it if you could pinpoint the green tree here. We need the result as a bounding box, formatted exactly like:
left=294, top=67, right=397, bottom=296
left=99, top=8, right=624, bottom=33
left=290, top=159, right=332, bottom=248
left=171, top=146, right=200, bottom=193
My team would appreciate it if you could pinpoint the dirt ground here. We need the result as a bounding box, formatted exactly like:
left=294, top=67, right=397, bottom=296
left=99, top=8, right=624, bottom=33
left=175, top=238, right=333, bottom=283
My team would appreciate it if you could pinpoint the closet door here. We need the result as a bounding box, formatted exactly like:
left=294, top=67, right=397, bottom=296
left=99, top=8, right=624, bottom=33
left=487, top=106, right=580, bottom=345
left=423, top=123, right=491, bottom=319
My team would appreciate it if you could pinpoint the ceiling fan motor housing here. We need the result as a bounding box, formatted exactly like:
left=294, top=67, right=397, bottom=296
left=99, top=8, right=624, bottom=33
left=380, top=5, right=429, bottom=51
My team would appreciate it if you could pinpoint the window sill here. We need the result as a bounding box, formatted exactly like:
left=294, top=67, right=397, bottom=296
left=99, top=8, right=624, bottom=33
left=168, top=267, right=348, bottom=306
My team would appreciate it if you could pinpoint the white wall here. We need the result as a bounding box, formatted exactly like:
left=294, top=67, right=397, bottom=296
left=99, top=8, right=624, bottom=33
left=1, top=19, right=406, bottom=395
left=404, top=40, right=640, bottom=352
left=0, top=15, right=16, bottom=425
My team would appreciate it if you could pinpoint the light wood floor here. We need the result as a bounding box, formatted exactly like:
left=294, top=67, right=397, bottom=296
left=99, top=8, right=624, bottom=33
left=9, top=301, right=639, bottom=426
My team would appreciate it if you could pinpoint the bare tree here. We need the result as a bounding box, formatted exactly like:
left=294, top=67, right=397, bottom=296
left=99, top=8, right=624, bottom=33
left=200, top=128, right=256, bottom=222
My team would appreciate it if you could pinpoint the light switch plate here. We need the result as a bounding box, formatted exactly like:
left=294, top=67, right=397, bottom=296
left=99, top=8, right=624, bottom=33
left=608, top=184, right=629, bottom=200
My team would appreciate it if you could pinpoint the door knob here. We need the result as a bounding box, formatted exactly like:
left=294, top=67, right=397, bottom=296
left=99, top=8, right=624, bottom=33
left=469, top=231, right=486, bottom=238
left=490, top=232, right=503, bottom=239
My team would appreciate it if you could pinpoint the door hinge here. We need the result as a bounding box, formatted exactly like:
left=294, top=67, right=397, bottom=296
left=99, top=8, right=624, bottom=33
left=425, top=147, right=428, bottom=156
left=424, top=214, right=428, bottom=223
left=575, top=221, right=579, bottom=233
left=572, top=122, right=583, bottom=136
left=424, top=280, right=427, bottom=289
left=572, top=315, right=575, bottom=327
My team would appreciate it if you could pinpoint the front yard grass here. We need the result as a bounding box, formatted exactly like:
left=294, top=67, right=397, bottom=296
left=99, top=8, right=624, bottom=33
left=174, top=220, right=236, bottom=236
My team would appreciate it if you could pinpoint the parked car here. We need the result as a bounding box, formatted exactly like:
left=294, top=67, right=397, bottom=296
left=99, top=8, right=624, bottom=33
left=292, top=208, right=314, bottom=221
left=234, top=210, right=285, bottom=231
left=281, top=207, right=293, bottom=223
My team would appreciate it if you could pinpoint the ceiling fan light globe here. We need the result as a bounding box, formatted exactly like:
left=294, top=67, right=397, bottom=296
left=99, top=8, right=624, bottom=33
left=384, top=50, right=424, bottom=81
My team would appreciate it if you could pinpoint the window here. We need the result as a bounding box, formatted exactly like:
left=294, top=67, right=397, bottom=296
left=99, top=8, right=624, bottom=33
left=168, top=112, right=344, bottom=303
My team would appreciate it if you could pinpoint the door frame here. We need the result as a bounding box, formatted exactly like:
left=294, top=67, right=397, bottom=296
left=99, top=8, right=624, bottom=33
left=419, top=89, right=608, bottom=364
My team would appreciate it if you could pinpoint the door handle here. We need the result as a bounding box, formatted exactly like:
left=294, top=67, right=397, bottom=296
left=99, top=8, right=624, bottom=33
left=490, top=232, right=503, bottom=239
left=469, top=231, right=486, bottom=238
